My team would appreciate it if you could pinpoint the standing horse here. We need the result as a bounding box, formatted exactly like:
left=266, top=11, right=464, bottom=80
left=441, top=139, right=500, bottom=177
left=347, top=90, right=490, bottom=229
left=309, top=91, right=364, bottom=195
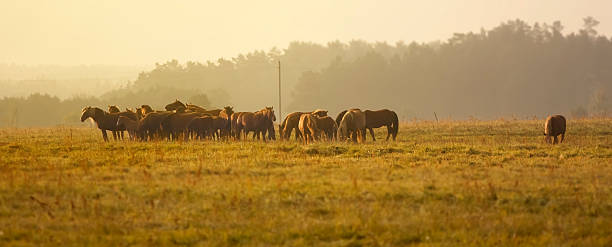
left=219, top=106, right=235, bottom=138
left=80, top=107, right=137, bottom=141
left=338, top=109, right=366, bottom=143
left=236, top=107, right=275, bottom=141
left=165, top=99, right=186, bottom=111
left=161, top=110, right=204, bottom=141
left=116, top=116, right=139, bottom=140
left=364, top=109, right=399, bottom=141
left=138, top=111, right=173, bottom=141
left=543, top=115, right=566, bottom=144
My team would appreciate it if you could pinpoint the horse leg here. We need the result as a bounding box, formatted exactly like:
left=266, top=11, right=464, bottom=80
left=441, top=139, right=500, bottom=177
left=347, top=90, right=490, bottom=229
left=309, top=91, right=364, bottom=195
left=368, top=128, right=376, bottom=141
left=553, top=136, right=558, bottom=144
left=385, top=126, right=392, bottom=141
left=560, top=133, right=565, bottom=143
left=112, top=131, right=118, bottom=141
left=101, top=130, right=109, bottom=142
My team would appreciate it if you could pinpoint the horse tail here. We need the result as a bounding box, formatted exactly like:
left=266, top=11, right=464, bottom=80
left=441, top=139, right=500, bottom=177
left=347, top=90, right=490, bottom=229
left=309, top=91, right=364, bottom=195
left=391, top=111, right=399, bottom=140
left=279, top=116, right=287, bottom=140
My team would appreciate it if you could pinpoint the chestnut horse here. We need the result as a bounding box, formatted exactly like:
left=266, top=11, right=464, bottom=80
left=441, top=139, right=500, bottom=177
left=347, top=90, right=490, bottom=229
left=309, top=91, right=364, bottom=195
left=116, top=116, right=139, bottom=140
left=80, top=107, right=137, bottom=141
left=543, top=115, right=566, bottom=144
left=338, top=109, right=366, bottom=143
left=280, top=110, right=328, bottom=140
left=298, top=114, right=320, bottom=144
left=236, top=107, right=276, bottom=141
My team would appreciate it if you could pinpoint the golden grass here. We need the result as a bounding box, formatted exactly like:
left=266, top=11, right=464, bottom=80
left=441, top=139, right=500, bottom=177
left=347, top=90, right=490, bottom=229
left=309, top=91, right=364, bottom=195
left=0, top=118, right=611, bottom=246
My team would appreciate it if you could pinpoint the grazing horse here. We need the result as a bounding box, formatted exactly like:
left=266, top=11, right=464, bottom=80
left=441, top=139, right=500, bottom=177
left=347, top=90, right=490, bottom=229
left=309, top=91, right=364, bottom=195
left=116, top=116, right=139, bottom=140
left=280, top=110, right=328, bottom=140
left=237, top=107, right=275, bottom=141
left=80, top=107, right=137, bottom=141
left=364, top=109, right=399, bottom=141
left=165, top=99, right=186, bottom=111
left=188, top=116, right=213, bottom=140
left=544, top=115, right=566, bottom=144
left=298, top=114, right=320, bottom=144
left=338, top=109, right=366, bottom=143
left=315, top=116, right=338, bottom=141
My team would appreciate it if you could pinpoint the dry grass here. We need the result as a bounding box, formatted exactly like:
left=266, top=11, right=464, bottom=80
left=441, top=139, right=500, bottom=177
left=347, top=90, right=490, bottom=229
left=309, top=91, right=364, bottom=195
left=0, top=118, right=611, bottom=246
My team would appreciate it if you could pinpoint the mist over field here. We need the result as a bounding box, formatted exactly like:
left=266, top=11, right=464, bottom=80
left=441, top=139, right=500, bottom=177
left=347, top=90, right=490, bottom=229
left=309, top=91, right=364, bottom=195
left=0, top=1, right=611, bottom=126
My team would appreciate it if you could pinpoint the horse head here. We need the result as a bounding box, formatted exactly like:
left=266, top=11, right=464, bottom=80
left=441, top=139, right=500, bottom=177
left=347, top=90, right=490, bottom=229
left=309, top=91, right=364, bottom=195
left=165, top=99, right=186, bottom=111
left=108, top=105, right=120, bottom=113
left=265, top=106, right=276, bottom=122
left=80, top=107, right=92, bottom=122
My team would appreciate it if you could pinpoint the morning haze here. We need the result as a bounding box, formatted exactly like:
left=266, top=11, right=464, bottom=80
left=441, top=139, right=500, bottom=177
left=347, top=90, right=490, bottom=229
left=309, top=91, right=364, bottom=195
left=2, top=0, right=612, bottom=65
left=0, top=1, right=611, bottom=126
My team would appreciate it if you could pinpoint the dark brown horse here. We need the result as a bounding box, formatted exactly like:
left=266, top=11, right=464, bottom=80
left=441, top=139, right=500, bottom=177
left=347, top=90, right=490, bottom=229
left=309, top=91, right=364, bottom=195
left=219, top=106, right=235, bottom=138
left=187, top=116, right=214, bottom=140
left=364, top=109, right=399, bottom=141
left=138, top=111, right=173, bottom=141
left=108, top=105, right=120, bottom=113
left=165, top=99, right=186, bottom=111
left=80, top=107, right=137, bottom=141
left=316, top=116, right=338, bottom=141
left=544, top=115, right=566, bottom=144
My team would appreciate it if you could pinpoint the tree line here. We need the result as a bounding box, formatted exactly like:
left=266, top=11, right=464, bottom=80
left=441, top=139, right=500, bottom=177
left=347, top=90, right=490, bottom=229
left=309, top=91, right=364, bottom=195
left=1, top=18, right=611, bottom=127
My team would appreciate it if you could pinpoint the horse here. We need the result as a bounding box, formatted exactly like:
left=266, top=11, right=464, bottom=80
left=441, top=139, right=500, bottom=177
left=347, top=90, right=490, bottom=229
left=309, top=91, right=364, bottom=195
left=231, top=112, right=248, bottom=139
left=80, top=107, right=137, bottom=141
left=187, top=116, right=214, bottom=140
left=210, top=116, right=228, bottom=140
left=108, top=105, right=120, bottom=113
left=161, top=111, right=204, bottom=141
left=280, top=110, right=328, bottom=140
left=165, top=99, right=186, bottom=111
left=298, top=114, right=320, bottom=144
left=186, top=103, right=207, bottom=113
left=138, top=111, right=173, bottom=141
left=219, top=106, right=235, bottom=137
left=236, top=107, right=275, bottom=141
left=338, top=109, right=366, bottom=143
left=335, top=108, right=361, bottom=128
left=364, top=109, right=399, bottom=141
left=116, top=116, right=139, bottom=140
left=543, top=115, right=566, bottom=144
left=315, top=116, right=338, bottom=141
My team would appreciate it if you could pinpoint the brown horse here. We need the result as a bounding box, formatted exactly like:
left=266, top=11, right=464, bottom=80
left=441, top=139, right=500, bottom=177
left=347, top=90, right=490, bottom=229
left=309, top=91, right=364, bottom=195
left=165, top=99, right=186, bottom=111
left=161, top=111, right=204, bottom=141
left=298, top=114, right=320, bottom=144
left=364, top=109, right=399, bottom=141
left=231, top=112, right=248, bottom=139
left=236, top=107, right=275, bottom=141
left=80, top=107, right=137, bottom=141
left=117, top=116, right=139, bottom=140
left=138, top=111, right=173, bottom=141
left=219, top=106, right=235, bottom=138
left=280, top=110, right=328, bottom=140
left=187, top=116, right=214, bottom=140
left=316, top=116, right=338, bottom=141
left=338, top=109, right=366, bottom=143
left=210, top=116, right=228, bottom=140
left=186, top=103, right=207, bottom=112
left=108, top=105, right=120, bottom=113
left=335, top=109, right=361, bottom=128
left=544, top=115, right=566, bottom=144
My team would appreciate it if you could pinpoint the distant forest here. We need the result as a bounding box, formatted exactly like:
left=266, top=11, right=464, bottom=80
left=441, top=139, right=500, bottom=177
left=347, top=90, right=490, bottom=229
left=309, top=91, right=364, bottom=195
left=1, top=18, right=611, bottom=127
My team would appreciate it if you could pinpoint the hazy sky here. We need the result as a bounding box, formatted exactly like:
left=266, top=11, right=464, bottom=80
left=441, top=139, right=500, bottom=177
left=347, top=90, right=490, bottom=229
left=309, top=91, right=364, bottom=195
left=1, top=0, right=611, bottom=65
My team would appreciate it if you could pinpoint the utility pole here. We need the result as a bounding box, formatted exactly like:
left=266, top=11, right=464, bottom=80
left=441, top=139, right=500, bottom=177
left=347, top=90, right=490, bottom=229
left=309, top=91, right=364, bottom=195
left=278, top=60, right=281, bottom=122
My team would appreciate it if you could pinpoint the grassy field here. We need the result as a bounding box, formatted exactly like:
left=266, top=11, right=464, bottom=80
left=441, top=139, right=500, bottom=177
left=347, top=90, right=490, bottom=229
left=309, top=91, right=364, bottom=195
left=1, top=118, right=611, bottom=246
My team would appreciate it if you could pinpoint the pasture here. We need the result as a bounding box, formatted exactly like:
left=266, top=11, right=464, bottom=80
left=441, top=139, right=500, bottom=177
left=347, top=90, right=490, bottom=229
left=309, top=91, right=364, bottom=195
left=1, top=118, right=611, bottom=246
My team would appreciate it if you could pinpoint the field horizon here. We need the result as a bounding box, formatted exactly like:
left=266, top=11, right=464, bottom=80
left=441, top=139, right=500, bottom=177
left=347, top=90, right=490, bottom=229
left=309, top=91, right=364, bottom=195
left=1, top=118, right=611, bottom=246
